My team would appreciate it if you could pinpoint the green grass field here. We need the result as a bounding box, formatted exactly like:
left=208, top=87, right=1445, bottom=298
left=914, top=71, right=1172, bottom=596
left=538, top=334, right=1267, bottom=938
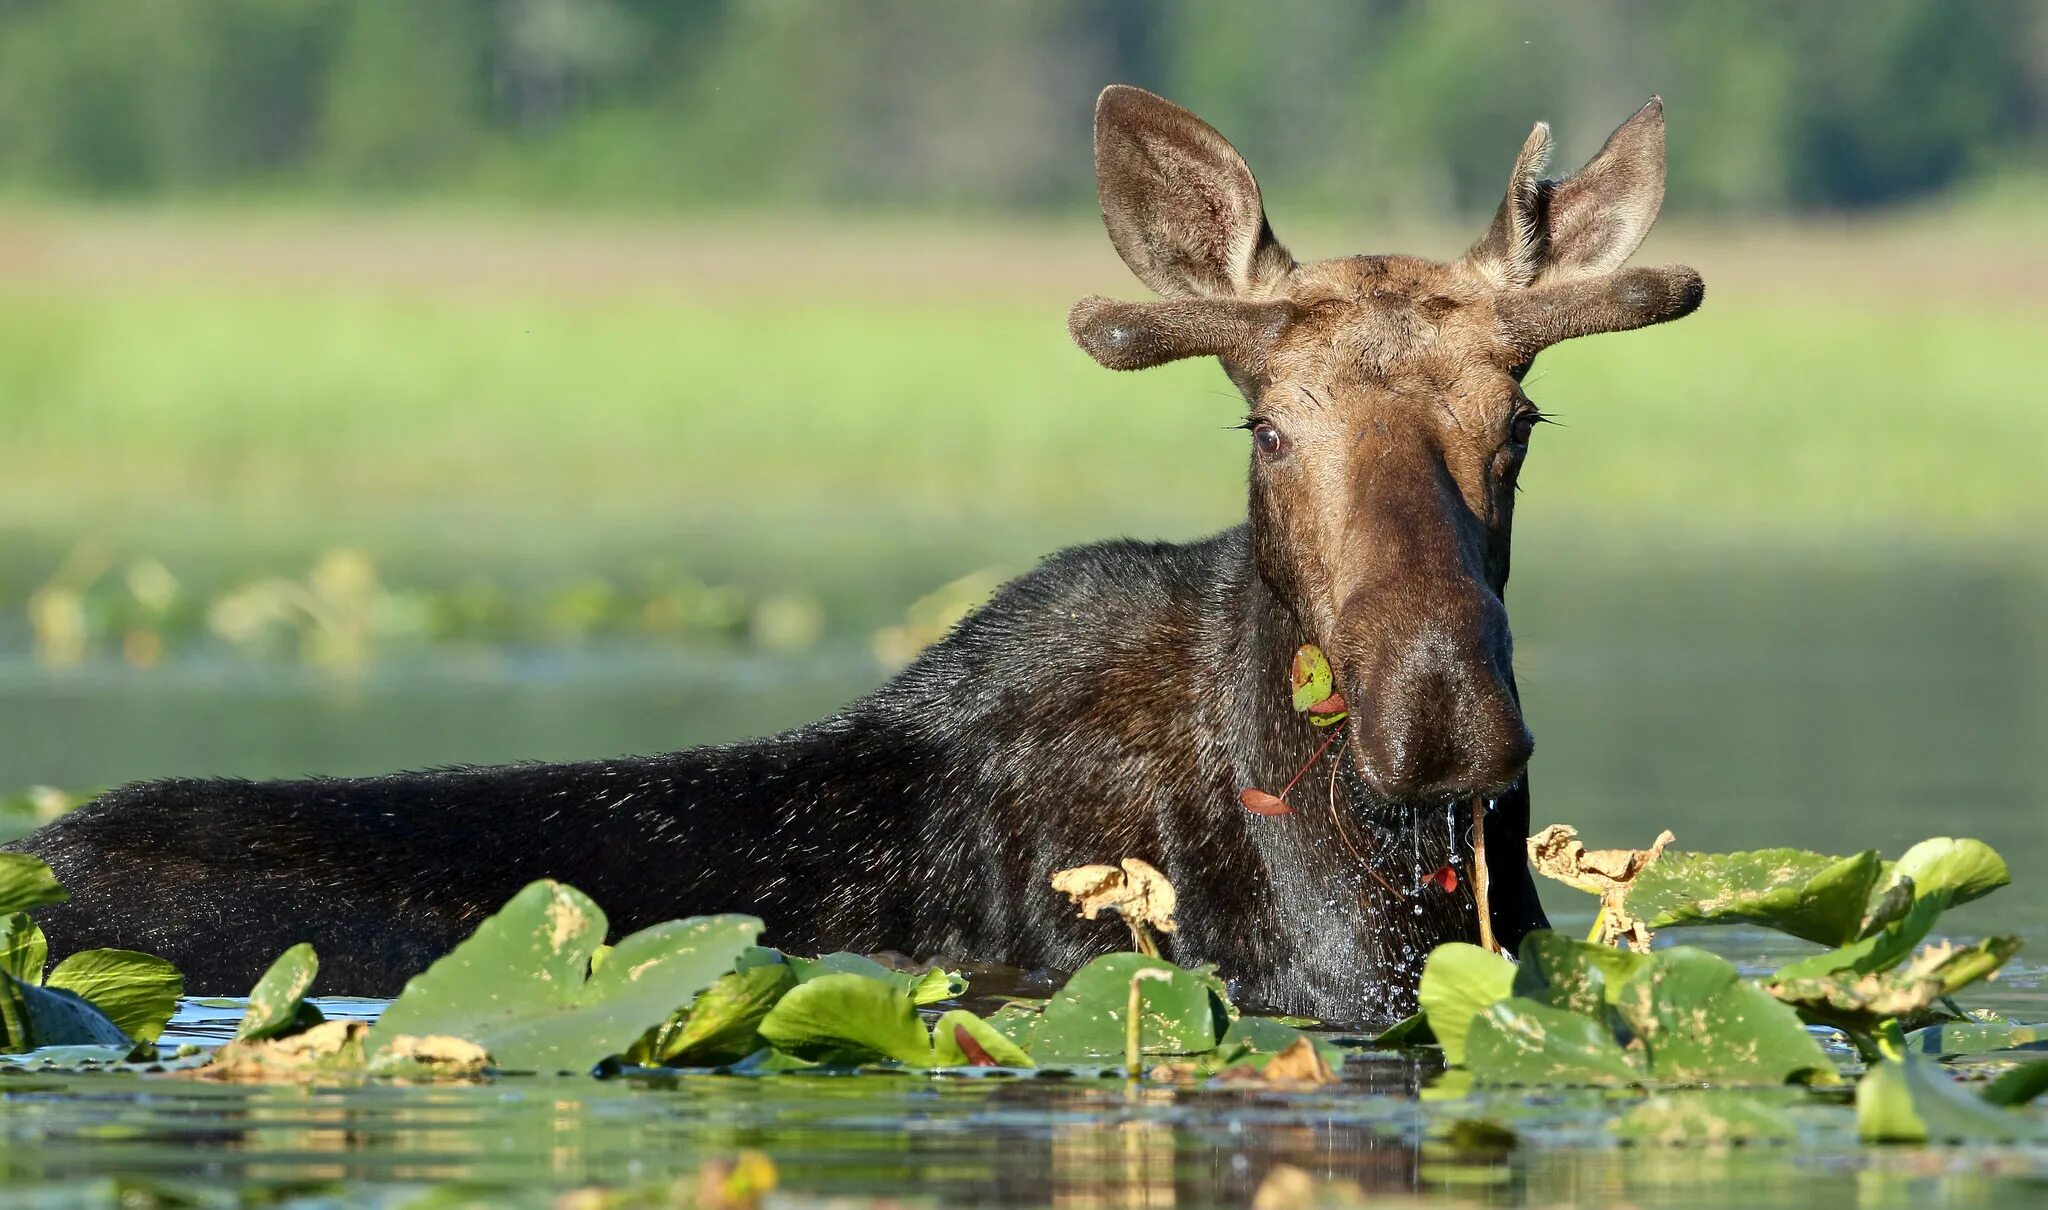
left=2, top=212, right=2041, bottom=576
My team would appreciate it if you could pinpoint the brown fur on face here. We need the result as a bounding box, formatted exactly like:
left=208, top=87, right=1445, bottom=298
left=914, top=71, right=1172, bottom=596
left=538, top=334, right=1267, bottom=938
left=1071, top=86, right=1704, bottom=802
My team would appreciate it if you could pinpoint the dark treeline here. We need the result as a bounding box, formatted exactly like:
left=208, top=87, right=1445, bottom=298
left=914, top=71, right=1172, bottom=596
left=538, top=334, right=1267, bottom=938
left=1, top=0, right=2041, bottom=216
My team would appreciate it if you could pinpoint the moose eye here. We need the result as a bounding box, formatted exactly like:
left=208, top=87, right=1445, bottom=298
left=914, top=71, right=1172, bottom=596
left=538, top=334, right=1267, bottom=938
left=1509, top=411, right=1540, bottom=446
left=1252, top=422, right=1287, bottom=459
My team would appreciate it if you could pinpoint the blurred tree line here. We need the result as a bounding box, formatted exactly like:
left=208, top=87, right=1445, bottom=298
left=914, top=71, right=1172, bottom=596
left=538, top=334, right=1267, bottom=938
left=0, top=0, right=2040, bottom=216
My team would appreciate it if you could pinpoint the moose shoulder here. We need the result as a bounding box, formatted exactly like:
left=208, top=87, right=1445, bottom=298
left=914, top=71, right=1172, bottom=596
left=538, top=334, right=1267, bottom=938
left=8, top=86, right=1701, bottom=1025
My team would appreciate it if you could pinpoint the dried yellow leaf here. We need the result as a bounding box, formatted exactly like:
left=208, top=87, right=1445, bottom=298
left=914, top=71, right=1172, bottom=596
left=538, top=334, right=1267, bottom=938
left=1051, top=858, right=1178, bottom=956
left=1528, top=824, right=1675, bottom=951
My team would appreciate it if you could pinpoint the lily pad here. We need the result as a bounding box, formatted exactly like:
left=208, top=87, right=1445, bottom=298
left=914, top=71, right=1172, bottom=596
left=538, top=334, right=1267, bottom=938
left=757, top=972, right=932, bottom=1066
left=1983, top=1061, right=2048, bottom=1108
left=0, top=913, right=45, bottom=984
left=368, top=880, right=762, bottom=1073
left=1416, top=943, right=1516, bottom=1066
left=1611, top=948, right=1833, bottom=1085
left=1887, top=837, right=2009, bottom=910
left=1622, top=848, right=1882, bottom=947
left=1028, top=953, right=1221, bottom=1061
left=1512, top=930, right=1649, bottom=1017
left=45, top=950, right=182, bottom=1044
left=1775, top=840, right=2014, bottom=983
left=1908, top=1019, right=2048, bottom=1057
left=932, top=1010, right=1034, bottom=1068
left=0, top=854, right=66, bottom=917
left=783, top=952, right=964, bottom=1006
left=0, top=977, right=130, bottom=1052
left=235, top=943, right=323, bottom=1042
left=1463, top=997, right=1640, bottom=1087
left=1857, top=1050, right=2043, bottom=1143
left=631, top=962, right=796, bottom=1067
left=1607, top=1090, right=1800, bottom=1145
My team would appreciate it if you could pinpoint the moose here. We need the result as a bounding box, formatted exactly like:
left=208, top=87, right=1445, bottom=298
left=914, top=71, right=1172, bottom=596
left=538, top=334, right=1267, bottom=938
left=11, top=87, right=1701, bottom=1024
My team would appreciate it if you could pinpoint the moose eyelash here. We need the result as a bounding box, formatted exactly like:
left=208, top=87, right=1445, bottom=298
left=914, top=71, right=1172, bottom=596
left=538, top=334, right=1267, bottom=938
left=1235, top=416, right=1268, bottom=431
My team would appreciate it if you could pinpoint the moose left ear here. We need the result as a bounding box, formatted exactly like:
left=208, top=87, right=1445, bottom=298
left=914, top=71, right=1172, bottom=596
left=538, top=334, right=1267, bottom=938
left=1468, top=99, right=1668, bottom=289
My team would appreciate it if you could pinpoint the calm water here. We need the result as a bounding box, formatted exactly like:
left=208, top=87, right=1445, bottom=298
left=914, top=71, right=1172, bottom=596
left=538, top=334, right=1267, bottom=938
left=1, top=537, right=2044, bottom=1204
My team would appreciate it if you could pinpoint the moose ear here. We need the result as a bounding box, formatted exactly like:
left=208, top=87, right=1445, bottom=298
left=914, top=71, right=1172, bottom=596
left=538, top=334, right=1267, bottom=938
left=1091, top=85, right=1294, bottom=299
left=1469, top=98, right=1668, bottom=289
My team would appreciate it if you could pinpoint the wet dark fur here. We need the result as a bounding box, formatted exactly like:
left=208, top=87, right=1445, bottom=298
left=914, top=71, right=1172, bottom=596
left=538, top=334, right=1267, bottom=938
left=11, top=526, right=1544, bottom=1023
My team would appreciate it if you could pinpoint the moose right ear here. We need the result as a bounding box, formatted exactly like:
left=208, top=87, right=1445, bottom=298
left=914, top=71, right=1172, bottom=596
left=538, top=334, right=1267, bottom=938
left=1092, top=85, right=1294, bottom=300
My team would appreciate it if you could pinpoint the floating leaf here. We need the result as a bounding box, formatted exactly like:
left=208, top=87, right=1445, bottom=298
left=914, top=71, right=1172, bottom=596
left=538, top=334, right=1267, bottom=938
left=1464, top=997, right=1640, bottom=1087
left=1416, top=943, right=1516, bottom=1066
left=369, top=880, right=761, bottom=1073
left=631, top=962, right=796, bottom=1067
left=366, top=1034, right=490, bottom=1079
left=1857, top=1049, right=2043, bottom=1143
left=0, top=913, right=46, bottom=984
left=1907, top=1018, right=2048, bottom=1057
left=1290, top=644, right=1335, bottom=711
left=192, top=1020, right=368, bottom=1084
left=1887, top=837, right=2009, bottom=910
left=1238, top=789, right=1294, bottom=816
left=1984, top=1061, right=2048, bottom=1108
left=783, top=952, right=963, bottom=1005
left=986, top=1001, right=1041, bottom=1051
left=1608, top=1090, right=1800, bottom=1145
left=1624, top=848, right=1882, bottom=947
left=45, top=950, right=182, bottom=1045
left=235, top=943, right=322, bottom=1042
left=1611, top=948, right=1833, bottom=1085
left=1511, top=930, right=1649, bottom=1019
left=1211, top=1037, right=1338, bottom=1086
left=1775, top=840, right=2014, bottom=984
left=0, top=854, right=66, bottom=917
left=757, top=972, right=932, bottom=1066
left=0, top=976, right=131, bottom=1052
left=1528, top=824, right=1674, bottom=949
left=932, top=1010, right=1033, bottom=1068
left=1028, top=953, right=1220, bottom=1061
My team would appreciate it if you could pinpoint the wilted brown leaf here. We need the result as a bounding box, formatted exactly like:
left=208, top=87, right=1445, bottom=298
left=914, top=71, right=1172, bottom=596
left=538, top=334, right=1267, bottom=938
left=368, top=1033, right=491, bottom=1079
left=1528, top=824, right=1676, bottom=951
left=1051, top=858, right=1178, bottom=956
left=183, top=1019, right=367, bottom=1083
left=1215, top=1037, right=1338, bottom=1087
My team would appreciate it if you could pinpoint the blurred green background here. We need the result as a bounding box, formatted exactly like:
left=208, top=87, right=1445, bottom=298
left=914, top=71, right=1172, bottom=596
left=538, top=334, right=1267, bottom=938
left=1, top=1, right=2043, bottom=912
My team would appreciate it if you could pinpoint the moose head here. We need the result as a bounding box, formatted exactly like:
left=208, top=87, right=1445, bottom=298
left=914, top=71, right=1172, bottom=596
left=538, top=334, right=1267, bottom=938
left=1070, top=86, right=1702, bottom=807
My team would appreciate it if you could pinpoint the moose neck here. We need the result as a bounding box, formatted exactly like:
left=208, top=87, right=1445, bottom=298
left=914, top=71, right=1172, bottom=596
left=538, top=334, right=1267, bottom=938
left=1215, top=526, right=1486, bottom=1018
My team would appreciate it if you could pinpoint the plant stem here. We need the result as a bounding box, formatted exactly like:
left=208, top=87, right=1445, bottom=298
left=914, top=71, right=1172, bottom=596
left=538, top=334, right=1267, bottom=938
left=1586, top=905, right=1608, bottom=945
left=1276, top=723, right=1346, bottom=802
left=1125, top=976, right=1143, bottom=1078
left=1472, top=796, right=1496, bottom=954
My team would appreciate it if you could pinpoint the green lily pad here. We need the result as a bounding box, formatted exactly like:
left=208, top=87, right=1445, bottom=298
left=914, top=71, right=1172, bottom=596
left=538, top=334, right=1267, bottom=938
left=0, top=913, right=46, bottom=984
left=1417, top=943, right=1516, bottom=1066
left=1463, top=997, right=1641, bottom=1087
left=1775, top=840, right=2014, bottom=984
left=932, top=1010, right=1034, bottom=1068
left=1028, top=953, right=1221, bottom=1061
left=0, top=976, right=130, bottom=1052
left=235, top=943, right=322, bottom=1042
left=0, top=855, right=66, bottom=918
left=784, top=952, right=965, bottom=1005
left=757, top=972, right=932, bottom=1066
left=1607, top=1090, right=1800, bottom=1145
left=369, top=880, right=762, bottom=1072
left=1887, top=837, right=2009, bottom=910
left=1984, top=1061, right=2048, bottom=1107
left=1612, top=948, right=1833, bottom=1085
left=631, top=962, right=796, bottom=1067
left=986, top=1001, right=1041, bottom=1051
left=1907, top=1020, right=2048, bottom=1057
left=1857, top=1050, right=2044, bottom=1143
left=1290, top=644, right=1335, bottom=712
left=1622, top=848, right=1882, bottom=946
left=45, top=950, right=182, bottom=1045
left=1368, top=1011, right=1434, bottom=1048
left=1512, top=930, right=1649, bottom=1017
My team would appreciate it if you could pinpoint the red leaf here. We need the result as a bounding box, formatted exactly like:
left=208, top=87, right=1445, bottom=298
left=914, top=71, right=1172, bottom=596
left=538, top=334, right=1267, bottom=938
left=1422, top=864, right=1459, bottom=893
left=953, top=1024, right=999, bottom=1067
left=1239, top=788, right=1294, bottom=816
left=1305, top=692, right=1347, bottom=715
